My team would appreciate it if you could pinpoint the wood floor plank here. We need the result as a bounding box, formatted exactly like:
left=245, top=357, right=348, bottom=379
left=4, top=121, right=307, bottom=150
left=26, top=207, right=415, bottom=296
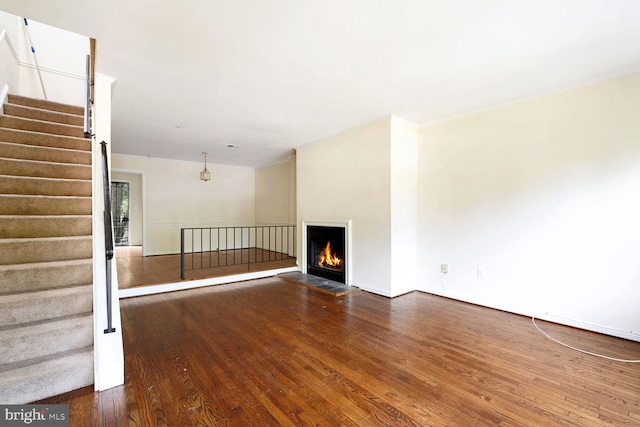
left=115, top=245, right=296, bottom=289
left=36, top=277, right=640, bottom=426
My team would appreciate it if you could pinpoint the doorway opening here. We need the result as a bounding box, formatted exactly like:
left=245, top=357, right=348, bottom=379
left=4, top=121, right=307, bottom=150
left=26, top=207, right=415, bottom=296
left=111, top=180, right=130, bottom=246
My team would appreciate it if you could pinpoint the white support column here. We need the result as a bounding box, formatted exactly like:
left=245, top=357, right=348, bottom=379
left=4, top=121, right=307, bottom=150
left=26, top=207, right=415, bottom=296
left=92, top=72, right=124, bottom=391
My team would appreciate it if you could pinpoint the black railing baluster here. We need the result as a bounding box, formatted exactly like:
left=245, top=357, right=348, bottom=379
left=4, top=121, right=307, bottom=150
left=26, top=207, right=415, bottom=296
left=247, top=227, right=251, bottom=270
left=225, top=228, right=228, bottom=266
left=241, top=227, right=245, bottom=270
left=181, top=229, right=185, bottom=279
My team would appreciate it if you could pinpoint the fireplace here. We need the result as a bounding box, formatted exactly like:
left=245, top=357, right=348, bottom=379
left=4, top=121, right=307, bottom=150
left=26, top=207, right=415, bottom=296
left=302, top=220, right=352, bottom=285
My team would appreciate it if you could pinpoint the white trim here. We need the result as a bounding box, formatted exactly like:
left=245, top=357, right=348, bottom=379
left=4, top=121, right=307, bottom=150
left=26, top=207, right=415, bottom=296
left=111, top=179, right=132, bottom=247
left=359, top=284, right=393, bottom=297
left=118, top=266, right=298, bottom=298
left=0, top=29, right=20, bottom=64
left=534, top=313, right=640, bottom=343
left=421, top=288, right=640, bottom=343
left=0, top=83, right=9, bottom=114
left=112, top=168, right=144, bottom=249
left=1, top=28, right=82, bottom=80
left=301, top=219, right=352, bottom=286
left=19, top=61, right=85, bottom=80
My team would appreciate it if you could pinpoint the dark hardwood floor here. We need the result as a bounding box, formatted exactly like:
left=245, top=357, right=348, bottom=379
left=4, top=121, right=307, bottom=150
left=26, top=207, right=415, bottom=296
left=39, top=278, right=640, bottom=426
left=116, top=246, right=296, bottom=289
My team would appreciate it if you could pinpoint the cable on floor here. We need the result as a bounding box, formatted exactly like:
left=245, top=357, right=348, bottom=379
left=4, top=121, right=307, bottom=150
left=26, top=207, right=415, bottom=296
left=532, top=315, right=640, bottom=363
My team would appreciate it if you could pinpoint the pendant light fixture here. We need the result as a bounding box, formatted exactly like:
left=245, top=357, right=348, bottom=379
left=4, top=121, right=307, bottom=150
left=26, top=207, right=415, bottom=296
left=200, top=152, right=211, bottom=182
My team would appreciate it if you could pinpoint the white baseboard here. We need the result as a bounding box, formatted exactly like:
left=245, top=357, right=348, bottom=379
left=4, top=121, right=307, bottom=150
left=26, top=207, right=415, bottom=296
left=118, top=266, right=298, bottom=298
left=420, top=287, right=640, bottom=343
left=358, top=284, right=393, bottom=297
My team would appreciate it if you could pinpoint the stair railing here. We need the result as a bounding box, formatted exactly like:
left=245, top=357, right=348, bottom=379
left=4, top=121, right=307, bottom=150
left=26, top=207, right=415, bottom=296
left=101, top=141, right=116, bottom=334
left=22, top=18, right=47, bottom=100
left=83, top=54, right=91, bottom=138
left=180, top=225, right=297, bottom=279
left=0, top=29, right=20, bottom=64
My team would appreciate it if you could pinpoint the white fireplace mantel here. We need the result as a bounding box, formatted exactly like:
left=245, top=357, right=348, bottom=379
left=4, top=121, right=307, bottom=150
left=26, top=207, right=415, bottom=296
left=301, top=219, right=353, bottom=286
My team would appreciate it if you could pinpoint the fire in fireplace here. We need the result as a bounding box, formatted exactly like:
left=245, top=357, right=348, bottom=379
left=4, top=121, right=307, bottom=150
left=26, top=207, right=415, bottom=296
left=318, top=241, right=343, bottom=269
left=306, top=225, right=346, bottom=283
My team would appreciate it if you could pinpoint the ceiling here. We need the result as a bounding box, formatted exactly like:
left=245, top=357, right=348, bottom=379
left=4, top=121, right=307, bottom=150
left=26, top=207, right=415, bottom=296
left=2, top=0, right=640, bottom=168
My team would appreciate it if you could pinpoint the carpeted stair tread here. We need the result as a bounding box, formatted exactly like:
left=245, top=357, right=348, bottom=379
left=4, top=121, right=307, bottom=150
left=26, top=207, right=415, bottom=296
left=0, top=300, right=93, bottom=340
left=0, top=140, right=91, bottom=164
left=0, top=346, right=93, bottom=404
left=7, top=94, right=84, bottom=116
left=0, top=175, right=91, bottom=197
left=0, top=215, right=92, bottom=238
left=0, top=236, right=92, bottom=265
left=0, top=314, right=92, bottom=365
left=3, top=103, right=84, bottom=126
left=0, top=128, right=90, bottom=151
left=0, top=259, right=92, bottom=294
left=0, top=115, right=85, bottom=138
left=0, top=94, right=95, bottom=403
left=0, top=157, right=91, bottom=180
left=0, top=194, right=92, bottom=215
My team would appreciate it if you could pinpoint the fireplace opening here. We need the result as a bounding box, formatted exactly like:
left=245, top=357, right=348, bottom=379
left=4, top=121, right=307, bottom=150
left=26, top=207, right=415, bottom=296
left=306, top=225, right=346, bottom=283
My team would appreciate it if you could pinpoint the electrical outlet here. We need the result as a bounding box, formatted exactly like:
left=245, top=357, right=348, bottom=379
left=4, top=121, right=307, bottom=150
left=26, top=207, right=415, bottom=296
left=477, top=268, right=486, bottom=279
left=441, top=264, right=448, bottom=274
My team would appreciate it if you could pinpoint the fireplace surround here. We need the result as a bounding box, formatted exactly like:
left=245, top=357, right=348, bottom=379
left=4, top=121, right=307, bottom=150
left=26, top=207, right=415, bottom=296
left=302, top=220, right=352, bottom=285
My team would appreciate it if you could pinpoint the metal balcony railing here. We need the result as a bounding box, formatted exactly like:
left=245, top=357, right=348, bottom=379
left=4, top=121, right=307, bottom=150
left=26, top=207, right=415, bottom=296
left=180, top=225, right=296, bottom=279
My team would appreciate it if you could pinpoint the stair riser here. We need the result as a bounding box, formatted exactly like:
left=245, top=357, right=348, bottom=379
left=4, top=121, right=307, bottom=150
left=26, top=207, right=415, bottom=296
left=0, top=128, right=90, bottom=151
left=8, top=94, right=85, bottom=116
left=0, top=158, right=91, bottom=180
left=0, top=349, right=93, bottom=404
left=0, top=116, right=85, bottom=138
left=0, top=141, right=92, bottom=165
left=0, top=288, right=92, bottom=328
left=0, top=261, right=92, bottom=294
left=4, top=104, right=85, bottom=126
left=0, top=216, right=92, bottom=238
left=0, top=238, right=93, bottom=265
left=0, top=195, right=91, bottom=215
left=0, top=176, right=92, bottom=197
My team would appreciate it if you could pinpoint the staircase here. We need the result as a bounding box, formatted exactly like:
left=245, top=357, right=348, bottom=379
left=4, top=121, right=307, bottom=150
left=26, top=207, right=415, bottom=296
left=0, top=94, right=94, bottom=404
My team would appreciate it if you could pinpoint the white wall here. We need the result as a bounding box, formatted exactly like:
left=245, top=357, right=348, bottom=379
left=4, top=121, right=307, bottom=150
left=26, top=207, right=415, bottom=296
left=297, top=117, right=393, bottom=294
left=254, top=159, right=296, bottom=256
left=0, top=11, right=20, bottom=104
left=289, top=154, right=297, bottom=224
left=17, top=17, right=88, bottom=105
left=0, top=11, right=88, bottom=105
left=111, top=154, right=255, bottom=255
left=255, top=159, right=294, bottom=224
left=418, top=72, right=640, bottom=341
left=390, top=117, right=418, bottom=296
left=297, top=117, right=420, bottom=296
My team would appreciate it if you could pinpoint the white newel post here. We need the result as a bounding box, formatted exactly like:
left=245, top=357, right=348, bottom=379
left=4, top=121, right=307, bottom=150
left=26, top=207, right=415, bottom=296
left=92, top=72, right=125, bottom=391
